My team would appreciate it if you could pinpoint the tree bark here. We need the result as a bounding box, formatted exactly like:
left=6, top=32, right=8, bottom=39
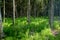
left=34, top=2, right=36, bottom=18
left=3, top=0, right=5, bottom=23
left=13, top=0, right=15, bottom=25
left=0, top=6, right=3, bottom=40
left=27, top=0, right=31, bottom=24
left=49, top=0, right=54, bottom=29
left=15, top=6, right=18, bottom=18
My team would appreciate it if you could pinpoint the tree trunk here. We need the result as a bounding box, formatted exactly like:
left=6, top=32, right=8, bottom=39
left=34, top=2, right=36, bottom=18
left=0, top=6, right=3, bottom=40
left=49, top=0, right=54, bottom=29
left=15, top=6, right=18, bottom=18
left=13, top=0, right=15, bottom=25
left=27, top=0, right=31, bottom=24
left=3, top=0, right=5, bottom=23
left=20, top=8, right=23, bottom=17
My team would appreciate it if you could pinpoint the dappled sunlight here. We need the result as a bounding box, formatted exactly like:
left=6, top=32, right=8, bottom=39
left=22, top=21, right=27, bottom=24
left=41, top=28, right=53, bottom=36
left=54, top=21, right=60, bottom=29
left=3, top=23, right=12, bottom=27
left=31, top=22, right=39, bottom=25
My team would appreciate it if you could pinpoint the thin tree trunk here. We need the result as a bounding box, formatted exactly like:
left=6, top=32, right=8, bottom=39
left=20, top=8, right=23, bottom=17
left=15, top=6, right=18, bottom=18
left=3, top=0, right=5, bottom=23
left=27, top=0, right=31, bottom=24
left=34, top=2, right=36, bottom=18
left=0, top=6, right=3, bottom=40
left=20, top=0, right=22, bottom=17
left=13, top=0, right=15, bottom=25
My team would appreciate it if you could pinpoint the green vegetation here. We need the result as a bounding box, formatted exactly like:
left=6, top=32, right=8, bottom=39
left=1, top=0, right=60, bottom=40
left=3, top=17, right=60, bottom=40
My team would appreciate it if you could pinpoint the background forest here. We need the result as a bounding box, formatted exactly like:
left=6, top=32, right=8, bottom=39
left=0, top=0, right=60, bottom=40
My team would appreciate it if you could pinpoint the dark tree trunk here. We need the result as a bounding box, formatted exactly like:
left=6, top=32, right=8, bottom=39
left=15, top=6, right=18, bottom=18
left=20, top=8, right=23, bottom=17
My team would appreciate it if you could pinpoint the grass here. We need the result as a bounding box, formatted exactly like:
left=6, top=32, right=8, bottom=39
left=3, top=17, right=60, bottom=40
